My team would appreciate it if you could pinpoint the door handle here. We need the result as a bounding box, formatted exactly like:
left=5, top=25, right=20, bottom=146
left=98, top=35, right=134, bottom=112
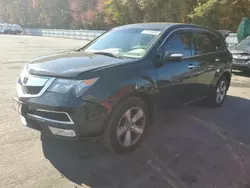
left=188, top=64, right=196, bottom=69
left=208, top=67, right=214, bottom=71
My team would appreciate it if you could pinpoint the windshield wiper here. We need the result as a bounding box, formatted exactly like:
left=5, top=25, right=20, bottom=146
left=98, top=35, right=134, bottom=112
left=93, top=52, right=123, bottom=59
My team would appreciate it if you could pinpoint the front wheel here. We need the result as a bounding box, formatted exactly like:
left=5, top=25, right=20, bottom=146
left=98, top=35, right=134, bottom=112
left=102, top=97, right=149, bottom=154
left=206, top=76, right=229, bottom=107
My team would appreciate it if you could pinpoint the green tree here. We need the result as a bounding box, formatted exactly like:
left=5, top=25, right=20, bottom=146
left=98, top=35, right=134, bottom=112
left=2, top=0, right=250, bottom=31
left=104, top=0, right=197, bottom=26
left=139, top=0, right=197, bottom=22
left=189, top=0, right=250, bottom=31
left=104, top=0, right=143, bottom=25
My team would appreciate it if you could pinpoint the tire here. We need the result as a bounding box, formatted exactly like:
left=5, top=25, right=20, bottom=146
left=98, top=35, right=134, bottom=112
left=205, top=75, right=229, bottom=108
left=102, top=97, right=149, bottom=154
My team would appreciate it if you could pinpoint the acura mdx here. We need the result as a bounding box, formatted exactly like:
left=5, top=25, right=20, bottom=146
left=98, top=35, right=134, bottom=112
left=13, top=23, right=232, bottom=153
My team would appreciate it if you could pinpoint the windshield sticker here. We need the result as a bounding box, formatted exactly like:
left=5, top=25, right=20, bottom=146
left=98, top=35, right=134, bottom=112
left=141, top=30, right=161, bottom=35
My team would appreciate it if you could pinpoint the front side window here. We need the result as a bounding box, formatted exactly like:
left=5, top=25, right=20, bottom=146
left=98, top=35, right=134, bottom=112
left=193, top=32, right=215, bottom=55
left=162, top=30, right=192, bottom=57
left=84, top=28, right=162, bottom=59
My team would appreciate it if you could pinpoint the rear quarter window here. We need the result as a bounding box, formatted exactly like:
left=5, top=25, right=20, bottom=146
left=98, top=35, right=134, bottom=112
left=210, top=33, right=226, bottom=52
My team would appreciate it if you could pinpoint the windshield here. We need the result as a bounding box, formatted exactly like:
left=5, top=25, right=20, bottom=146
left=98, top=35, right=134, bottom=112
left=84, top=28, right=162, bottom=59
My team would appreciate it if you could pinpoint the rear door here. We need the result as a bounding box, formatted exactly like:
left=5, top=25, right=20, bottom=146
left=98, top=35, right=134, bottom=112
left=156, top=29, right=201, bottom=108
left=192, top=30, right=222, bottom=97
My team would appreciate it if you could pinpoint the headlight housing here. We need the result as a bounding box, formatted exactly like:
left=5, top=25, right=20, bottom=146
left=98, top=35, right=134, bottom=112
left=47, top=78, right=99, bottom=97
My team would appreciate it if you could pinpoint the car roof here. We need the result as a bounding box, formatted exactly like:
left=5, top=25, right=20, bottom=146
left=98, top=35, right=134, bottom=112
left=115, top=22, right=183, bottom=30
left=112, top=22, right=223, bottom=40
left=114, top=22, right=218, bottom=32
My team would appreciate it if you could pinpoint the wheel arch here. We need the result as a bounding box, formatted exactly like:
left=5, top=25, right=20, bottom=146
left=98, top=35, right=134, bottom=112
left=129, top=92, right=156, bottom=126
left=212, top=70, right=231, bottom=89
left=111, top=91, right=156, bottom=126
left=99, top=78, right=158, bottom=134
left=219, top=71, right=231, bottom=90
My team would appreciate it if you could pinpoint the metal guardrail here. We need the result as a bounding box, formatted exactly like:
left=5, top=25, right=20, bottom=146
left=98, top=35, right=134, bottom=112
left=22, top=28, right=105, bottom=41
left=22, top=29, right=239, bottom=48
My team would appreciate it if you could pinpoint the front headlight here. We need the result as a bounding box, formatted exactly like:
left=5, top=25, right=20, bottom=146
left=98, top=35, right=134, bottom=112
left=47, top=78, right=99, bottom=97
left=233, top=55, right=250, bottom=60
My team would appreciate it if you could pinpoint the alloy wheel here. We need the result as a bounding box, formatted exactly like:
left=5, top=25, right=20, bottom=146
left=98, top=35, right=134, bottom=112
left=216, top=80, right=227, bottom=104
left=116, top=107, right=146, bottom=147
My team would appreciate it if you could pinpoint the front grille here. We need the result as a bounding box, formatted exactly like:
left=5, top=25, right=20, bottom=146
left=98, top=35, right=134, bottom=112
left=232, top=59, right=249, bottom=64
left=29, top=109, right=71, bottom=122
left=17, top=71, right=55, bottom=98
left=21, top=86, right=43, bottom=95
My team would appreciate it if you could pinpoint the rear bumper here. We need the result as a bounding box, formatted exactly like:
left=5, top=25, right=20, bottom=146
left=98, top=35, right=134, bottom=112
left=14, top=92, right=109, bottom=140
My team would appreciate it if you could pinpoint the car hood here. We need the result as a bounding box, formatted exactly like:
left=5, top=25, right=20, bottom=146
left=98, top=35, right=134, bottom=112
left=229, top=45, right=250, bottom=54
left=27, top=51, right=133, bottom=78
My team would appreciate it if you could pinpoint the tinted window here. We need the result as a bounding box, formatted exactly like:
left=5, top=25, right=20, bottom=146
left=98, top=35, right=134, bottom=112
left=162, top=30, right=192, bottom=57
left=210, top=34, right=226, bottom=51
left=193, top=32, right=215, bottom=55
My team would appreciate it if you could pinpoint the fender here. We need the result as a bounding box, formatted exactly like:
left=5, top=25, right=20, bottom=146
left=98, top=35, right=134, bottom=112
left=211, top=63, right=232, bottom=87
left=102, top=76, right=158, bottom=113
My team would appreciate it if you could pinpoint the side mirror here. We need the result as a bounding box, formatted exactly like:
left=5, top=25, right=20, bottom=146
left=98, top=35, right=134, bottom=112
left=163, top=51, right=184, bottom=61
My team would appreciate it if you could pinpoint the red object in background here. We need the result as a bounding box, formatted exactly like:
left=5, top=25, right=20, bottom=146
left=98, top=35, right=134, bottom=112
left=68, top=0, right=104, bottom=24
left=32, top=0, right=37, bottom=8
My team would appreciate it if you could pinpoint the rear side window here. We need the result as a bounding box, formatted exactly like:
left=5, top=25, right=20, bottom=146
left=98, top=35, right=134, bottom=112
left=162, top=30, right=192, bottom=57
left=193, top=32, right=215, bottom=55
left=193, top=31, right=226, bottom=55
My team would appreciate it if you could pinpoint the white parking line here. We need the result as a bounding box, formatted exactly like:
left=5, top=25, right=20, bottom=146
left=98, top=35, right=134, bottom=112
left=143, top=144, right=189, bottom=188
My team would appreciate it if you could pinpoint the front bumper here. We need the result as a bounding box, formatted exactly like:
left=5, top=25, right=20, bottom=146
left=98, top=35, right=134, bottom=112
left=14, top=92, right=109, bottom=140
left=232, top=59, right=250, bottom=70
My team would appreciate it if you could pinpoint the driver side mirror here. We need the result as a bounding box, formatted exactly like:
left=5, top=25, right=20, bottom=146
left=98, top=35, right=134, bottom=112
left=163, top=51, right=184, bottom=61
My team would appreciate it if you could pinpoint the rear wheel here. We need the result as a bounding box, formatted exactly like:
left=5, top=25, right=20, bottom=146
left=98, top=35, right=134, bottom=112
left=205, top=76, right=229, bottom=107
left=102, top=97, right=149, bottom=154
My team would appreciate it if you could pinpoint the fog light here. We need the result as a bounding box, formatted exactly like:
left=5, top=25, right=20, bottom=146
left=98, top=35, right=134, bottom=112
left=48, top=127, right=76, bottom=137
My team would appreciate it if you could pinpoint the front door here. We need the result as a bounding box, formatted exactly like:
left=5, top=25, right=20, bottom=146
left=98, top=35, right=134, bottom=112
left=156, top=29, right=201, bottom=108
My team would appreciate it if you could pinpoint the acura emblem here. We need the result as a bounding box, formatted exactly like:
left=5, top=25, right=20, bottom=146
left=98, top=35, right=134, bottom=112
left=23, top=77, right=28, bottom=84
